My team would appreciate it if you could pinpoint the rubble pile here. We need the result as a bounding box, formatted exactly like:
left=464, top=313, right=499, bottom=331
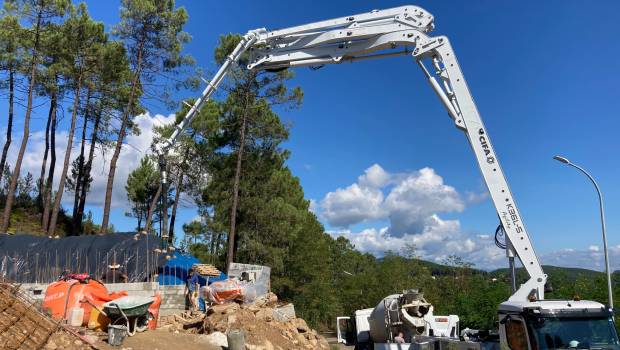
left=160, top=292, right=330, bottom=350
left=159, top=310, right=206, bottom=334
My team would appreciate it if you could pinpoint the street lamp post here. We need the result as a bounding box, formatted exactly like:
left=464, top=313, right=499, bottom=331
left=553, top=155, right=613, bottom=310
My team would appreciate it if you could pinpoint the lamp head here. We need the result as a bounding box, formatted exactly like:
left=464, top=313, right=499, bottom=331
left=553, top=155, right=571, bottom=164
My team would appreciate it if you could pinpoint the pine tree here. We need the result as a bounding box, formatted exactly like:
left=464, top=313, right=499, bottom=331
left=38, top=21, right=64, bottom=227
left=0, top=11, right=21, bottom=188
left=73, top=40, right=132, bottom=231
left=182, top=220, right=203, bottom=245
left=66, top=155, right=92, bottom=197
left=0, top=0, right=68, bottom=233
left=48, top=3, right=106, bottom=236
left=125, top=157, right=160, bottom=232
left=211, top=34, right=302, bottom=271
left=101, top=0, right=192, bottom=233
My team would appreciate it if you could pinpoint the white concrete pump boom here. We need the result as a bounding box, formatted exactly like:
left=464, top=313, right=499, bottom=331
left=157, top=5, right=546, bottom=302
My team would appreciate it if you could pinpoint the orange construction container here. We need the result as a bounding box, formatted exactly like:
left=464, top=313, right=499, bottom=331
left=147, top=293, right=162, bottom=330
left=42, top=278, right=127, bottom=326
left=87, top=304, right=110, bottom=331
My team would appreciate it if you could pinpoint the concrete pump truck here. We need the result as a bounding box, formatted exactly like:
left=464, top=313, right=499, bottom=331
left=155, top=5, right=619, bottom=350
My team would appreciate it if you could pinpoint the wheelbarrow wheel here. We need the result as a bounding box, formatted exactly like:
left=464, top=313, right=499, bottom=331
left=135, top=314, right=149, bottom=333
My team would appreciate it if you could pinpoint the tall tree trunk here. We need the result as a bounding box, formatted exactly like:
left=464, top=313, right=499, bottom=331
left=137, top=213, right=142, bottom=232
left=48, top=76, right=83, bottom=236
left=0, top=66, right=14, bottom=189
left=75, top=103, right=101, bottom=231
left=161, top=173, right=168, bottom=240
left=42, top=91, right=58, bottom=231
left=226, top=86, right=252, bottom=272
left=216, top=231, right=225, bottom=263
left=210, top=230, right=219, bottom=257
left=1, top=12, right=42, bottom=234
left=168, top=169, right=183, bottom=243
left=38, top=86, right=55, bottom=210
left=225, top=78, right=255, bottom=271
left=100, top=42, right=144, bottom=233
left=144, top=185, right=162, bottom=233
left=71, top=90, right=91, bottom=233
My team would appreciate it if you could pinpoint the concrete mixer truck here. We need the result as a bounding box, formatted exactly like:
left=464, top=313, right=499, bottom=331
left=156, top=4, right=619, bottom=350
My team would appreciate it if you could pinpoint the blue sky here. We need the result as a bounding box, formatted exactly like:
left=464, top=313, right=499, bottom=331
left=2, top=0, right=620, bottom=270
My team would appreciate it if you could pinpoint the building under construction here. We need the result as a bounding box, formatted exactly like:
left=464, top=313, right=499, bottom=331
left=0, top=233, right=172, bottom=284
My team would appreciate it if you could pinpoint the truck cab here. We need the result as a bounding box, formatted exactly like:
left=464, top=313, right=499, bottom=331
left=499, top=300, right=619, bottom=350
left=337, top=308, right=374, bottom=348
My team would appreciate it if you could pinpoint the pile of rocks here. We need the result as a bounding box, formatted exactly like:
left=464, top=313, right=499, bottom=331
left=162, top=292, right=330, bottom=350
left=159, top=310, right=206, bottom=334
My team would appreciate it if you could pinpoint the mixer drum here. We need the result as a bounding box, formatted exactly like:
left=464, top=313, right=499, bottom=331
left=368, top=294, right=400, bottom=343
left=367, top=290, right=432, bottom=343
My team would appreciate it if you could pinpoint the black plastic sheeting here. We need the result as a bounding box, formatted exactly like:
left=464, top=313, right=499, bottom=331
left=0, top=233, right=170, bottom=283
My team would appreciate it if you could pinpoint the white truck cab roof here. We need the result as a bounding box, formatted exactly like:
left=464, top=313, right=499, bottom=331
left=499, top=300, right=608, bottom=314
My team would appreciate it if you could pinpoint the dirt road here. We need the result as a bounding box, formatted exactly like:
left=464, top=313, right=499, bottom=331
left=94, top=329, right=221, bottom=350
left=322, top=332, right=354, bottom=349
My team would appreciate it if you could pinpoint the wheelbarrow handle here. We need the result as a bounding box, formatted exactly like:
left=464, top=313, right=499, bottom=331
left=83, top=299, right=108, bottom=318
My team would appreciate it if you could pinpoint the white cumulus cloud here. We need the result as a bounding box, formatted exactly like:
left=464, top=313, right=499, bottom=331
left=319, top=164, right=504, bottom=268
left=541, top=245, right=620, bottom=271
left=384, top=167, right=464, bottom=235
left=321, top=183, right=385, bottom=227
left=4, top=112, right=175, bottom=210
left=330, top=215, right=505, bottom=268
left=319, top=165, right=465, bottom=234
left=358, top=163, right=390, bottom=188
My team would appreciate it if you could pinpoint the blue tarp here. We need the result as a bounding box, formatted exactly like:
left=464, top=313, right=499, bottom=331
left=157, top=251, right=227, bottom=286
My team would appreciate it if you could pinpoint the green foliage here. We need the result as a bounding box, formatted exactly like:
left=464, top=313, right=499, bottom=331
left=15, top=171, right=34, bottom=207
left=125, top=157, right=160, bottom=231
left=182, top=220, right=204, bottom=244
left=4, top=0, right=70, bottom=72
left=0, top=6, right=22, bottom=73
left=113, top=0, right=194, bottom=107
left=65, top=155, right=91, bottom=194
left=114, top=0, right=190, bottom=69
left=81, top=210, right=101, bottom=234
left=59, top=3, right=105, bottom=84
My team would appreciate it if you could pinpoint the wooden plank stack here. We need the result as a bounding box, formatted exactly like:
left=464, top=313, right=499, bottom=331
left=192, top=264, right=221, bottom=277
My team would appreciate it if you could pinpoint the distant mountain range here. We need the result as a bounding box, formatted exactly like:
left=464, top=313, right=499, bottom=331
left=416, top=258, right=608, bottom=282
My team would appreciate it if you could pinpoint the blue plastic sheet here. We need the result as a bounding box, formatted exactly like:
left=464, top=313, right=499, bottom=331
left=157, top=251, right=227, bottom=286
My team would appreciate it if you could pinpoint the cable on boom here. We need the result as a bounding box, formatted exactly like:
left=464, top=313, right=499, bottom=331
left=494, top=222, right=507, bottom=250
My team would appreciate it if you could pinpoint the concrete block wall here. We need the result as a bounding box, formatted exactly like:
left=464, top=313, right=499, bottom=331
left=20, top=282, right=186, bottom=315
left=106, top=282, right=186, bottom=314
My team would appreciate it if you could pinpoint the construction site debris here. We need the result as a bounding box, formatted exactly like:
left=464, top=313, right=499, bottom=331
left=228, top=263, right=271, bottom=297
left=159, top=310, right=207, bottom=333
left=201, top=331, right=228, bottom=347
left=273, top=303, right=295, bottom=322
left=202, top=279, right=245, bottom=304
left=160, top=292, right=329, bottom=349
left=0, top=282, right=92, bottom=350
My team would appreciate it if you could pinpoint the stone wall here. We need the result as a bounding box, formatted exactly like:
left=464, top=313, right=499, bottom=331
left=20, top=282, right=186, bottom=316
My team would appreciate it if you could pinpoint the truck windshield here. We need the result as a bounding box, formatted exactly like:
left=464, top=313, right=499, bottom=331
left=526, top=315, right=620, bottom=350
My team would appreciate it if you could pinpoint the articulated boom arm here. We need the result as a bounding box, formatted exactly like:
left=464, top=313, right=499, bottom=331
left=160, top=5, right=546, bottom=301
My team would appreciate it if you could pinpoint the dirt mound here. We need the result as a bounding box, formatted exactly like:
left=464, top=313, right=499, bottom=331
left=0, top=282, right=92, bottom=350
left=161, top=293, right=329, bottom=350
